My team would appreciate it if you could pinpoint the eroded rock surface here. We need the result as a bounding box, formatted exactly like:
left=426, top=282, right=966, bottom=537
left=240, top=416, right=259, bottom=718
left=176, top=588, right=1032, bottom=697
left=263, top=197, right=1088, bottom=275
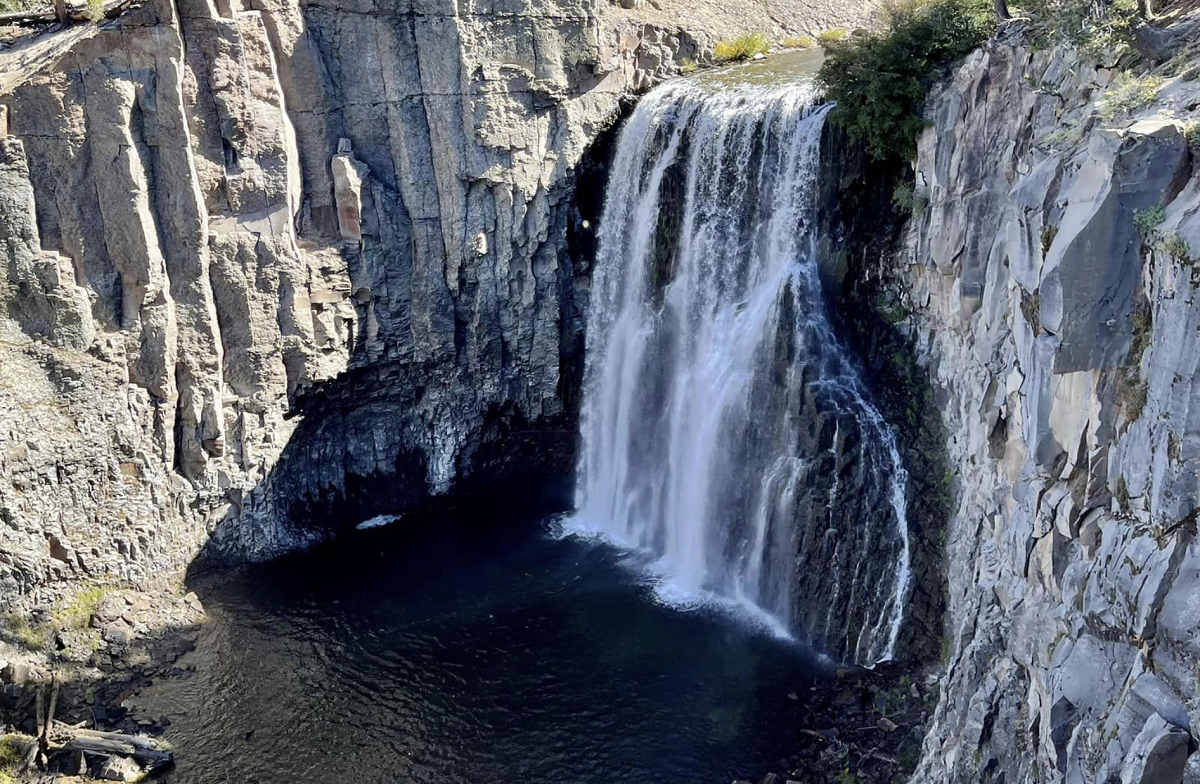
left=889, top=26, right=1200, bottom=784
left=0, top=0, right=871, bottom=601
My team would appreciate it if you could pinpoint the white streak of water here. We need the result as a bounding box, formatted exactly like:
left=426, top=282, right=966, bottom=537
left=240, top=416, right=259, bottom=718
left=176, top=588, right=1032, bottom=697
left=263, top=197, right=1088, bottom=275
left=572, top=78, right=912, bottom=665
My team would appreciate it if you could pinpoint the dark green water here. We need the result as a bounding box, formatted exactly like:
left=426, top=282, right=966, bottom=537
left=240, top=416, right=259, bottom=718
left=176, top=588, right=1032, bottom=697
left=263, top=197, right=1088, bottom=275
left=139, top=514, right=832, bottom=784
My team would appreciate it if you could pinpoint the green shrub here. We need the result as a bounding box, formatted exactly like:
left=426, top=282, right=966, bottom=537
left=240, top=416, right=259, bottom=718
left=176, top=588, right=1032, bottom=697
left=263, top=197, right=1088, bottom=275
left=0, top=734, right=28, bottom=784
left=1184, top=120, right=1200, bottom=151
left=679, top=58, right=698, bottom=74
left=834, top=768, right=864, bottom=784
left=817, top=27, right=849, bottom=46
left=782, top=35, right=817, bottom=48
left=86, top=0, right=104, bottom=21
left=1161, top=233, right=1194, bottom=264
left=1097, top=72, right=1162, bottom=123
left=1133, top=206, right=1165, bottom=237
left=1120, top=301, right=1152, bottom=427
left=52, top=583, right=107, bottom=632
left=712, top=32, right=770, bottom=63
left=816, top=0, right=993, bottom=162
left=0, top=612, right=49, bottom=652
left=1019, top=0, right=1138, bottom=59
left=1114, top=474, right=1132, bottom=512
left=1040, top=123, right=1084, bottom=150
left=892, top=182, right=929, bottom=215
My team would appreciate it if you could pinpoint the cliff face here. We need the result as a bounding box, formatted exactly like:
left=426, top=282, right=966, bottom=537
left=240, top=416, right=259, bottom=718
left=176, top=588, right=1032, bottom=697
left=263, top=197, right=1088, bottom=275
left=894, top=27, right=1200, bottom=783
left=0, top=0, right=875, bottom=600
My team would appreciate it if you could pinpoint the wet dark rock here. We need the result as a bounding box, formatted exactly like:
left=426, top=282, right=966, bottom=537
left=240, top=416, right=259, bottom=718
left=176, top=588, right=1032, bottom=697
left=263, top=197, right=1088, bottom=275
left=747, top=665, right=933, bottom=784
left=1121, top=714, right=1189, bottom=784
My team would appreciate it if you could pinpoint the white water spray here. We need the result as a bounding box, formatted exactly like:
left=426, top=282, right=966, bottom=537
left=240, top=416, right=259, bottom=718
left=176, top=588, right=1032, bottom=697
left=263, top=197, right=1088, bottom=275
left=572, top=78, right=911, bottom=664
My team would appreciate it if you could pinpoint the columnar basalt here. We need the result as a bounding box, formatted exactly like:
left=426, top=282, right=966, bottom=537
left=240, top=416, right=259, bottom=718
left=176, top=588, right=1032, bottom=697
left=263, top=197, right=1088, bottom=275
left=0, top=0, right=874, bottom=601
left=888, top=28, right=1200, bottom=783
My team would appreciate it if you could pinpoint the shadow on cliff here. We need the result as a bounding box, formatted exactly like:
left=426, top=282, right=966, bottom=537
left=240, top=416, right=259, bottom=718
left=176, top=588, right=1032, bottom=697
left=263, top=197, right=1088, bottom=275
left=183, top=98, right=632, bottom=580
left=816, top=121, right=952, bottom=667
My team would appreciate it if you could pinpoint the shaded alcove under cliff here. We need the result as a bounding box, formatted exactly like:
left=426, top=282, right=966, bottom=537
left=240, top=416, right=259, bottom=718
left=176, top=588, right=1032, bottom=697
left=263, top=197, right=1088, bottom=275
left=187, top=82, right=948, bottom=670
left=186, top=102, right=632, bottom=572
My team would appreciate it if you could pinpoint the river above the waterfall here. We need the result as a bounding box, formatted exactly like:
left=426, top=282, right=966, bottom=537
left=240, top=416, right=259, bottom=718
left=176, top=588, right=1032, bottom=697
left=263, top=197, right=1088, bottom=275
left=132, top=515, right=833, bottom=784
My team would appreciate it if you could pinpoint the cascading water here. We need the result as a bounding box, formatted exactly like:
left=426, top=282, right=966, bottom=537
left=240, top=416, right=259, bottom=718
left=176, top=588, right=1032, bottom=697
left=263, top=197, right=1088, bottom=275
left=572, top=77, right=912, bottom=665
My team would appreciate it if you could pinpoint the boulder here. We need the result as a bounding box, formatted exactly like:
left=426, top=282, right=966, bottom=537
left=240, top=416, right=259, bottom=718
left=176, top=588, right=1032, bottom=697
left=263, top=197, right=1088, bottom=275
left=1120, top=714, right=1189, bottom=784
left=1, top=660, right=32, bottom=685
left=98, top=756, right=143, bottom=782
left=96, top=596, right=127, bottom=623
left=102, top=620, right=134, bottom=647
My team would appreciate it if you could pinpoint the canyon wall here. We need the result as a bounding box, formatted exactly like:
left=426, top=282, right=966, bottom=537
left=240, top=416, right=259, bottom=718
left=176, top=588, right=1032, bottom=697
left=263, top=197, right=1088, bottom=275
left=0, top=0, right=874, bottom=603
left=891, top=26, right=1200, bottom=783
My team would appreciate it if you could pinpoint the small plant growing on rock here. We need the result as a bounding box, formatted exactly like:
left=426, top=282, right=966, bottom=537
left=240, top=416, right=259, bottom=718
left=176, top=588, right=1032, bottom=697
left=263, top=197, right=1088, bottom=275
left=1020, top=0, right=1139, bottom=60
left=1040, top=123, right=1084, bottom=151
left=1020, top=287, right=1042, bottom=332
left=1041, top=225, right=1057, bottom=254
left=679, top=58, right=698, bottom=74
left=1161, top=232, right=1194, bottom=265
left=0, top=612, right=49, bottom=652
left=86, top=0, right=104, bottom=22
left=785, top=35, right=818, bottom=48
left=1184, top=120, right=1200, bottom=151
left=1097, top=73, right=1163, bottom=123
left=1134, top=206, right=1166, bottom=238
left=1119, top=300, right=1152, bottom=428
left=0, top=734, right=27, bottom=784
left=817, top=27, right=849, bottom=46
left=52, top=584, right=108, bottom=632
left=712, top=32, right=770, bottom=63
left=1123, top=379, right=1148, bottom=423
left=1114, top=474, right=1132, bottom=514
left=892, top=182, right=929, bottom=215
left=834, top=767, right=864, bottom=784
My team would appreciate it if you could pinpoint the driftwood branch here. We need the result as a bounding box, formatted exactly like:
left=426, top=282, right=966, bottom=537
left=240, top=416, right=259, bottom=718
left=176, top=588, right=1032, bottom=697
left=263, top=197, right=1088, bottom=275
left=55, top=735, right=173, bottom=765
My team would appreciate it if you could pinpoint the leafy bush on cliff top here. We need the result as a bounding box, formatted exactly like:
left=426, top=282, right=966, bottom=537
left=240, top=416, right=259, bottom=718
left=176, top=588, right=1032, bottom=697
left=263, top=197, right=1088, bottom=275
left=1097, top=72, right=1162, bottom=122
left=1018, top=0, right=1139, bottom=59
left=713, top=32, right=771, bottom=63
left=816, top=0, right=994, bottom=162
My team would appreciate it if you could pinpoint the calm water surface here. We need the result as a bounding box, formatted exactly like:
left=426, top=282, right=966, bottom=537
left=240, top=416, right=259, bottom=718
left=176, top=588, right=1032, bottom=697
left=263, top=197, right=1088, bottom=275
left=136, top=515, right=830, bottom=784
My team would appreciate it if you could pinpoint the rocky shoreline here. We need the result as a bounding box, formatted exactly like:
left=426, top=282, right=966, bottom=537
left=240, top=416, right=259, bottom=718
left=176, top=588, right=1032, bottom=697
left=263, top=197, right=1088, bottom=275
left=742, top=663, right=935, bottom=784
left=1, top=586, right=204, bottom=781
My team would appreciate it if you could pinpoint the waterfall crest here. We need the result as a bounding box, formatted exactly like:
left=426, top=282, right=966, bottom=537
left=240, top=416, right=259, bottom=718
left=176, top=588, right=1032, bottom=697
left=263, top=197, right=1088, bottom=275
left=572, top=79, right=911, bottom=665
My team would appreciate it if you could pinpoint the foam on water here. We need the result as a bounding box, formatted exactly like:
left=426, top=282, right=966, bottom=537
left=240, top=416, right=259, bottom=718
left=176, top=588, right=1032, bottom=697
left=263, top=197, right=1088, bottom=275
left=549, top=513, right=795, bottom=642
left=356, top=514, right=401, bottom=531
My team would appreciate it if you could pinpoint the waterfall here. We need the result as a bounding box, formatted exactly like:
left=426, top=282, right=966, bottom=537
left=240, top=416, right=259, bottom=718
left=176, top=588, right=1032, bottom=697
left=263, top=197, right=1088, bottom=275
left=572, top=78, right=911, bottom=665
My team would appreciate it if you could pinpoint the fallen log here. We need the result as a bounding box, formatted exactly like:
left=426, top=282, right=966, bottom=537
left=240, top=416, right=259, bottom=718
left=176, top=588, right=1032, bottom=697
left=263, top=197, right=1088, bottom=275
left=55, top=735, right=172, bottom=764
left=43, top=724, right=175, bottom=778
left=70, top=727, right=171, bottom=754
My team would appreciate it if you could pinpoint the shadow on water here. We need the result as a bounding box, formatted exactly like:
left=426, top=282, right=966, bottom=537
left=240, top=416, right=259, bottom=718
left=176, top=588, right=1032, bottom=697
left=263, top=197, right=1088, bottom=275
left=137, top=512, right=834, bottom=784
